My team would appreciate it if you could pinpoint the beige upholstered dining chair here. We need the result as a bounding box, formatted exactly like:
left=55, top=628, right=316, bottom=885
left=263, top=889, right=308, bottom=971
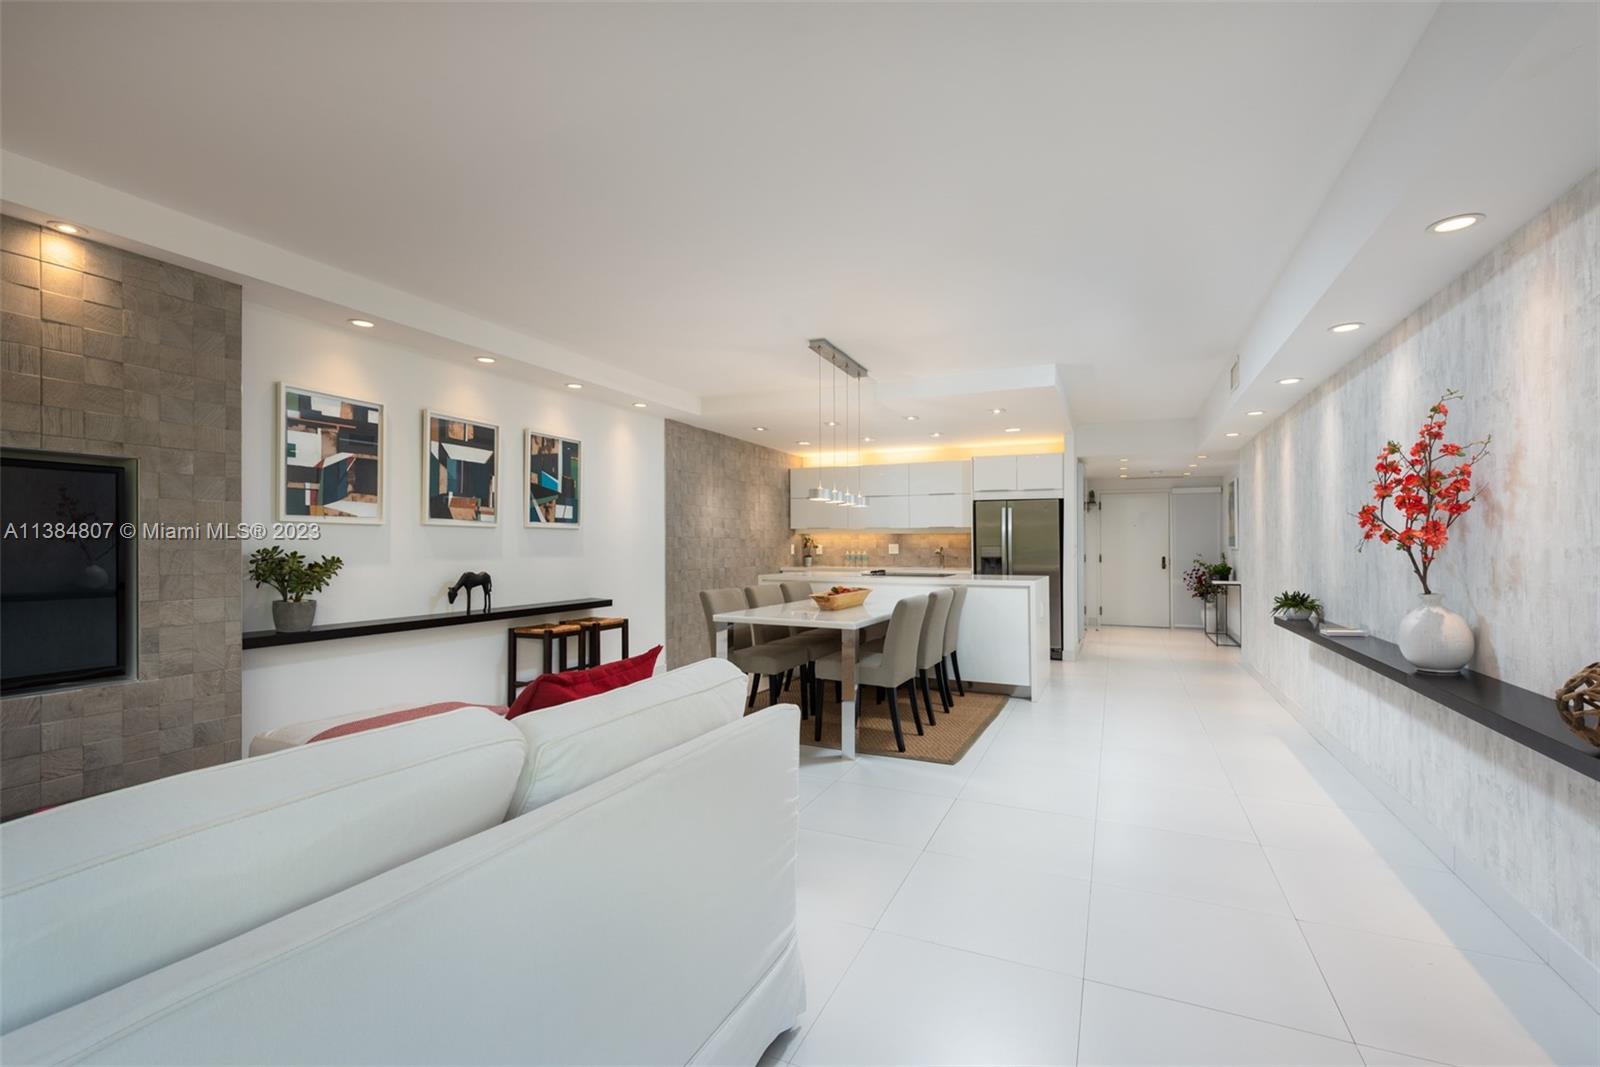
left=699, top=588, right=815, bottom=712
left=811, top=594, right=929, bottom=752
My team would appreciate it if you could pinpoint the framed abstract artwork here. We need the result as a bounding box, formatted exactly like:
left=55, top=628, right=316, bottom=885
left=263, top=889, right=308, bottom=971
left=423, top=410, right=499, bottom=526
left=278, top=384, right=384, bottom=523
left=525, top=430, right=581, bottom=527
left=1225, top=476, right=1239, bottom=551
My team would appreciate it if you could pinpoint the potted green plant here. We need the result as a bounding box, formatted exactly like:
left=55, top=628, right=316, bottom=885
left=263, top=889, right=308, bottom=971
left=1271, top=590, right=1324, bottom=623
left=1208, top=552, right=1233, bottom=582
left=248, top=546, right=344, bottom=632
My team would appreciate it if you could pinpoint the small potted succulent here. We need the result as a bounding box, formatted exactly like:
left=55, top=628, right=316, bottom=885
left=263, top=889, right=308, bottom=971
left=248, top=546, right=344, bottom=632
left=1272, top=590, right=1324, bottom=623
left=1208, top=553, right=1233, bottom=582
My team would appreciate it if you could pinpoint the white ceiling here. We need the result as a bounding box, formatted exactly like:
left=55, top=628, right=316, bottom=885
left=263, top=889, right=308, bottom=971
left=2, top=2, right=1593, bottom=464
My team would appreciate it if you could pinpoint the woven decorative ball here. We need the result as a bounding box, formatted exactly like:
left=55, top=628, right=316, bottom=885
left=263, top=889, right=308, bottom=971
left=1555, top=663, right=1600, bottom=747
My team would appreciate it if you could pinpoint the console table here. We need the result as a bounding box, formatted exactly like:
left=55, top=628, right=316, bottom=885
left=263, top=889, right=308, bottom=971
left=1207, top=580, right=1240, bottom=647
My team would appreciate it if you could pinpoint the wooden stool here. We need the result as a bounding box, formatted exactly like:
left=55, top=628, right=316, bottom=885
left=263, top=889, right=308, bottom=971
left=506, top=622, right=588, bottom=703
left=562, top=615, right=629, bottom=665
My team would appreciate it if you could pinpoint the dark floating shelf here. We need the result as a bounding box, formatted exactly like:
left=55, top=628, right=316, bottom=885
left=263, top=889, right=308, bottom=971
left=243, top=597, right=613, bottom=650
left=1273, top=617, right=1599, bottom=781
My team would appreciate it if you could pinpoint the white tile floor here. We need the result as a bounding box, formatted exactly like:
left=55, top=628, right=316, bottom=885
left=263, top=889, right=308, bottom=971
left=764, top=627, right=1600, bottom=1067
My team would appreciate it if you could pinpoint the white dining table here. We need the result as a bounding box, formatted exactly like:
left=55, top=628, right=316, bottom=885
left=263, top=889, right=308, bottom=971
left=711, top=586, right=942, bottom=759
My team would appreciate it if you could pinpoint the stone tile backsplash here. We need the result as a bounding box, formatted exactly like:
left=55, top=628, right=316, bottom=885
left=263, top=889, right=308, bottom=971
left=794, top=531, right=972, bottom=569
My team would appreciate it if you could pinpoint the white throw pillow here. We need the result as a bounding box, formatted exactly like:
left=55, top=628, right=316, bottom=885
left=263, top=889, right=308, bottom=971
left=506, top=657, right=748, bottom=816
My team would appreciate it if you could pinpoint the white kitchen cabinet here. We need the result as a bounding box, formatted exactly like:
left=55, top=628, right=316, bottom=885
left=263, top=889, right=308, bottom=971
left=1016, top=453, right=1064, bottom=491
left=848, top=495, right=910, bottom=530
left=907, top=493, right=971, bottom=529
left=790, top=467, right=836, bottom=499
left=790, top=495, right=847, bottom=530
left=972, top=455, right=1018, bottom=492
left=860, top=464, right=909, bottom=496
left=907, top=460, right=970, bottom=495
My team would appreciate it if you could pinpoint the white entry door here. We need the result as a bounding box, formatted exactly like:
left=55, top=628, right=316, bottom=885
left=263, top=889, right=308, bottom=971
left=1101, top=492, right=1171, bottom=627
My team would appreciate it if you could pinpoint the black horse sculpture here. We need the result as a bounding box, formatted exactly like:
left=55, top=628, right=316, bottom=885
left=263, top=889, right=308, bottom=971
left=447, top=571, right=493, bottom=615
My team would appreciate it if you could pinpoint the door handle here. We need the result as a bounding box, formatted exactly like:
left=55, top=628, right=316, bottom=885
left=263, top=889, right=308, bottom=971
left=1161, top=556, right=1167, bottom=570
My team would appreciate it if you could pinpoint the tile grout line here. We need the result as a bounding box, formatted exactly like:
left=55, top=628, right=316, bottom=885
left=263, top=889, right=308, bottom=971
left=1073, top=639, right=1110, bottom=1066
left=1172, top=634, right=1361, bottom=1048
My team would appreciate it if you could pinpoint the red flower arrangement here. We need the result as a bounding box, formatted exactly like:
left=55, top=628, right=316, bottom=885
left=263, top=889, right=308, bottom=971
left=1356, top=389, right=1489, bottom=594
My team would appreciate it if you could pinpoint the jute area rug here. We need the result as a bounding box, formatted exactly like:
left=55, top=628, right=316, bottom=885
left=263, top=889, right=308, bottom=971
left=750, top=681, right=1006, bottom=765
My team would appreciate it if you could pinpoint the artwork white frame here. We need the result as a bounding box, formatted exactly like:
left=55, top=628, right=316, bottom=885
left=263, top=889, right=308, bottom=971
left=1225, top=476, right=1240, bottom=552
left=524, top=429, right=582, bottom=529
left=276, top=382, right=385, bottom=525
left=422, top=409, right=501, bottom=527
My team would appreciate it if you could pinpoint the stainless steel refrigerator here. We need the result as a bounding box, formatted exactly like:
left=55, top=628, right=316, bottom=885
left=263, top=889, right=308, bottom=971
left=974, top=498, right=1064, bottom=657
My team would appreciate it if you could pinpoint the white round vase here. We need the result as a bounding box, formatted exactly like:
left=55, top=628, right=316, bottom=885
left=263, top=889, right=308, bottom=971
left=1396, top=593, right=1474, bottom=674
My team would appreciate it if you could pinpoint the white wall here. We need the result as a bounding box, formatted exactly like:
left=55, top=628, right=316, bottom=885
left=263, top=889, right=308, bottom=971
left=1241, top=172, right=1600, bottom=995
left=240, top=304, right=665, bottom=741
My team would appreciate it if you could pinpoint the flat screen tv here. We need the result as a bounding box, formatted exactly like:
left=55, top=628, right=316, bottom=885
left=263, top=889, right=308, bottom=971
left=1, top=451, right=135, bottom=693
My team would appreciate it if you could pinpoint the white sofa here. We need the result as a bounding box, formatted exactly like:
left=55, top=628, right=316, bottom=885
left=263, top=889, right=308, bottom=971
left=0, top=659, right=804, bottom=1066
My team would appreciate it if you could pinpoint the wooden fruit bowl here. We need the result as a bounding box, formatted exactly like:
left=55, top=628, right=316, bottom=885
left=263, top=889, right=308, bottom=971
left=810, top=587, right=870, bottom=611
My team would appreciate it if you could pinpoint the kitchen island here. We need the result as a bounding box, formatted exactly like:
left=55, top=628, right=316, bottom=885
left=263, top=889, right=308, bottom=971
left=758, top=568, right=1050, bottom=698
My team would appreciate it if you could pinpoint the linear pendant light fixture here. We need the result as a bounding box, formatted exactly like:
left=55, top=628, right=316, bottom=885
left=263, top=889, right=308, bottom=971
left=808, top=339, right=869, bottom=511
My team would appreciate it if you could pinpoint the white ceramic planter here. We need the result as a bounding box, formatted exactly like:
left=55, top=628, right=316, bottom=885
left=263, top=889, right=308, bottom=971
left=1396, top=593, right=1474, bottom=674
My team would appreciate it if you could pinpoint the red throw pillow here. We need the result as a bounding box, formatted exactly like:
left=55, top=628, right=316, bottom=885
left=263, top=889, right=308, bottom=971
left=506, top=645, right=662, bottom=720
left=307, top=701, right=510, bottom=744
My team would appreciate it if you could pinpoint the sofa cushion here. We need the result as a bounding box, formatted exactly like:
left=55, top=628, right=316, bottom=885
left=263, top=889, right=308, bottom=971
left=506, top=656, right=747, bottom=816
left=0, top=707, right=526, bottom=1034
left=507, top=645, right=663, bottom=719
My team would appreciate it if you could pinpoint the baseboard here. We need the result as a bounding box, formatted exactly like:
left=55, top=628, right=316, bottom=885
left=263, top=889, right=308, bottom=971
left=1244, top=661, right=1600, bottom=1012
left=968, top=681, right=1030, bottom=700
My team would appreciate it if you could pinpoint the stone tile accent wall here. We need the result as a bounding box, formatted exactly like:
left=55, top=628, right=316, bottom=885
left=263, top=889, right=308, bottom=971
left=793, top=531, right=972, bottom=569
left=0, top=216, right=243, bottom=818
left=663, top=420, right=798, bottom=667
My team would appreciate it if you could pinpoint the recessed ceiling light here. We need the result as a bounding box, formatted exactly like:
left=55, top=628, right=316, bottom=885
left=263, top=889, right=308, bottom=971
left=1119, top=458, right=1128, bottom=463
left=45, top=221, right=84, bottom=235
left=1277, top=377, right=1302, bottom=386
left=990, top=408, right=1005, bottom=415
left=348, top=318, right=375, bottom=329
left=1197, top=454, right=1209, bottom=459
left=1183, top=471, right=1192, bottom=477
left=632, top=402, right=647, bottom=408
left=475, top=356, right=496, bottom=364
left=1188, top=463, right=1198, bottom=468
left=1427, top=212, right=1484, bottom=234
left=1225, top=431, right=1241, bottom=438
left=797, top=440, right=811, bottom=446
left=753, top=426, right=766, bottom=432
left=929, top=432, right=942, bottom=438
left=904, top=415, right=919, bottom=422
left=826, top=420, right=837, bottom=427
left=1246, top=410, right=1264, bottom=416
left=565, top=382, right=582, bottom=390
left=1004, top=427, right=1022, bottom=433
left=1328, top=322, right=1363, bottom=334
left=1119, top=474, right=1129, bottom=479
left=863, top=436, right=874, bottom=442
